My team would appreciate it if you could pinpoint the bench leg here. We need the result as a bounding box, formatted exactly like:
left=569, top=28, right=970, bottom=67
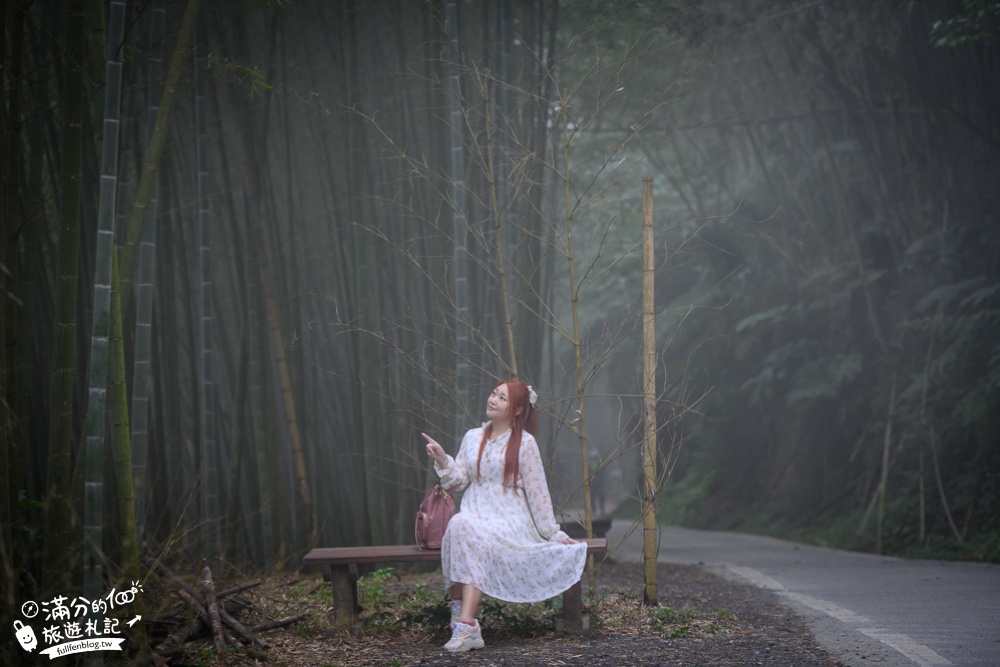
left=322, top=563, right=361, bottom=638
left=558, top=579, right=589, bottom=634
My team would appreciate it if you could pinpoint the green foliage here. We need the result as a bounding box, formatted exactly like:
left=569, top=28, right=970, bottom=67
left=479, top=599, right=557, bottom=638
left=18, top=489, right=43, bottom=512
left=786, top=352, right=863, bottom=405
left=357, top=570, right=453, bottom=634
left=357, top=567, right=396, bottom=608
left=290, top=579, right=333, bottom=605
left=189, top=642, right=246, bottom=667
left=394, top=579, right=450, bottom=630
left=651, top=606, right=694, bottom=638
left=206, top=53, right=273, bottom=100
left=929, top=0, right=1000, bottom=46
left=658, top=468, right=716, bottom=526
left=738, top=341, right=863, bottom=406
left=16, top=490, right=43, bottom=542
left=355, top=568, right=559, bottom=637
left=662, top=625, right=690, bottom=639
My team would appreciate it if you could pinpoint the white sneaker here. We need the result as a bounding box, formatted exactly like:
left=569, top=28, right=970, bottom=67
left=449, top=599, right=463, bottom=630
left=444, top=620, right=484, bottom=652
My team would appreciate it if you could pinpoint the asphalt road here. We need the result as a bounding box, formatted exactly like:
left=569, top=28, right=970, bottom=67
left=604, top=521, right=1000, bottom=667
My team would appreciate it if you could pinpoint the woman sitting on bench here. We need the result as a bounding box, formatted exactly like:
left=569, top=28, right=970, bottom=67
left=423, top=379, right=587, bottom=653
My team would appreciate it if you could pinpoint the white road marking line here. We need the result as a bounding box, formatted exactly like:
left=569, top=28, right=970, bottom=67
left=860, top=628, right=952, bottom=666
left=782, top=591, right=870, bottom=623
left=726, top=565, right=785, bottom=590
left=725, top=565, right=952, bottom=667
left=727, top=566, right=869, bottom=622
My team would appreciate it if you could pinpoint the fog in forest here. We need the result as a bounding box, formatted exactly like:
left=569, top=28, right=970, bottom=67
left=3, top=0, right=999, bottom=621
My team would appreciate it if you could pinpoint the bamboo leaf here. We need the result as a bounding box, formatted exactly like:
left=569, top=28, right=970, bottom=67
left=734, top=304, right=791, bottom=333
left=786, top=352, right=863, bottom=405
left=959, top=282, right=1000, bottom=309
left=914, top=277, right=985, bottom=313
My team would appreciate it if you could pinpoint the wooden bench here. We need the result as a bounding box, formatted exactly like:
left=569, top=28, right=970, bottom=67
left=303, top=538, right=607, bottom=637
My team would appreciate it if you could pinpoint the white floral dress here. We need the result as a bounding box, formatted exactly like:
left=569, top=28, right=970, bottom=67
left=434, top=425, right=588, bottom=603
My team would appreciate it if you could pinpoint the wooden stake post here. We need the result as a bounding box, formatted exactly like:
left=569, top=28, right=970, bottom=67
left=641, top=177, right=659, bottom=606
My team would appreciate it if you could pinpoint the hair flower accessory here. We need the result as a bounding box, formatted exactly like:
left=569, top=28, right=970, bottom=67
left=527, top=385, right=538, bottom=407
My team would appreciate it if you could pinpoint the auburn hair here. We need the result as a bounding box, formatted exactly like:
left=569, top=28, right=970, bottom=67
left=476, top=380, right=537, bottom=490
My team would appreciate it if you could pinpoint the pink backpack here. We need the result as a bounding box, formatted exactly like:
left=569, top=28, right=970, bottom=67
left=415, top=484, right=456, bottom=549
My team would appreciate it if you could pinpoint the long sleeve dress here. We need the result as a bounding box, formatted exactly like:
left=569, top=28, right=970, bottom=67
left=434, top=425, right=588, bottom=603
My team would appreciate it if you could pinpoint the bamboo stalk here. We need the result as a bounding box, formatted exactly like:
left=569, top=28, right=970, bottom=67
left=641, top=177, right=658, bottom=606
left=81, top=0, right=128, bottom=606
left=445, top=0, right=470, bottom=429
left=483, top=77, right=517, bottom=377
left=42, top=0, right=86, bottom=597
left=129, top=2, right=165, bottom=535
left=875, top=374, right=896, bottom=554
left=929, top=422, right=965, bottom=545
left=560, top=105, right=593, bottom=538
left=232, top=104, right=316, bottom=550
left=193, top=22, right=220, bottom=558
left=119, top=0, right=203, bottom=303
left=109, top=247, right=148, bottom=661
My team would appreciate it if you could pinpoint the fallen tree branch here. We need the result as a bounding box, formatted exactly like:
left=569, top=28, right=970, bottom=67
left=253, top=612, right=311, bottom=633
left=219, top=604, right=269, bottom=649
left=217, top=579, right=264, bottom=598
left=176, top=588, right=210, bottom=625
left=146, top=556, right=306, bottom=659
left=156, top=579, right=263, bottom=621
left=201, top=561, right=226, bottom=651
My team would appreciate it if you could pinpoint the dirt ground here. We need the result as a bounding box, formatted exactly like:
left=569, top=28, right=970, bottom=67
left=150, top=558, right=846, bottom=667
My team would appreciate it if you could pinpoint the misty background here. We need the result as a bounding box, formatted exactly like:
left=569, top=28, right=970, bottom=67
left=3, top=0, right=998, bottom=617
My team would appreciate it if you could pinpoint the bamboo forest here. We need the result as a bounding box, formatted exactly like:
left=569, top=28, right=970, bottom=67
left=2, top=0, right=999, bottom=660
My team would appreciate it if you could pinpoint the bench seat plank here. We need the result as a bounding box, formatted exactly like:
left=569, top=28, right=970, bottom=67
left=304, top=544, right=442, bottom=566
left=304, top=538, right=607, bottom=638
left=304, top=538, right=607, bottom=566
